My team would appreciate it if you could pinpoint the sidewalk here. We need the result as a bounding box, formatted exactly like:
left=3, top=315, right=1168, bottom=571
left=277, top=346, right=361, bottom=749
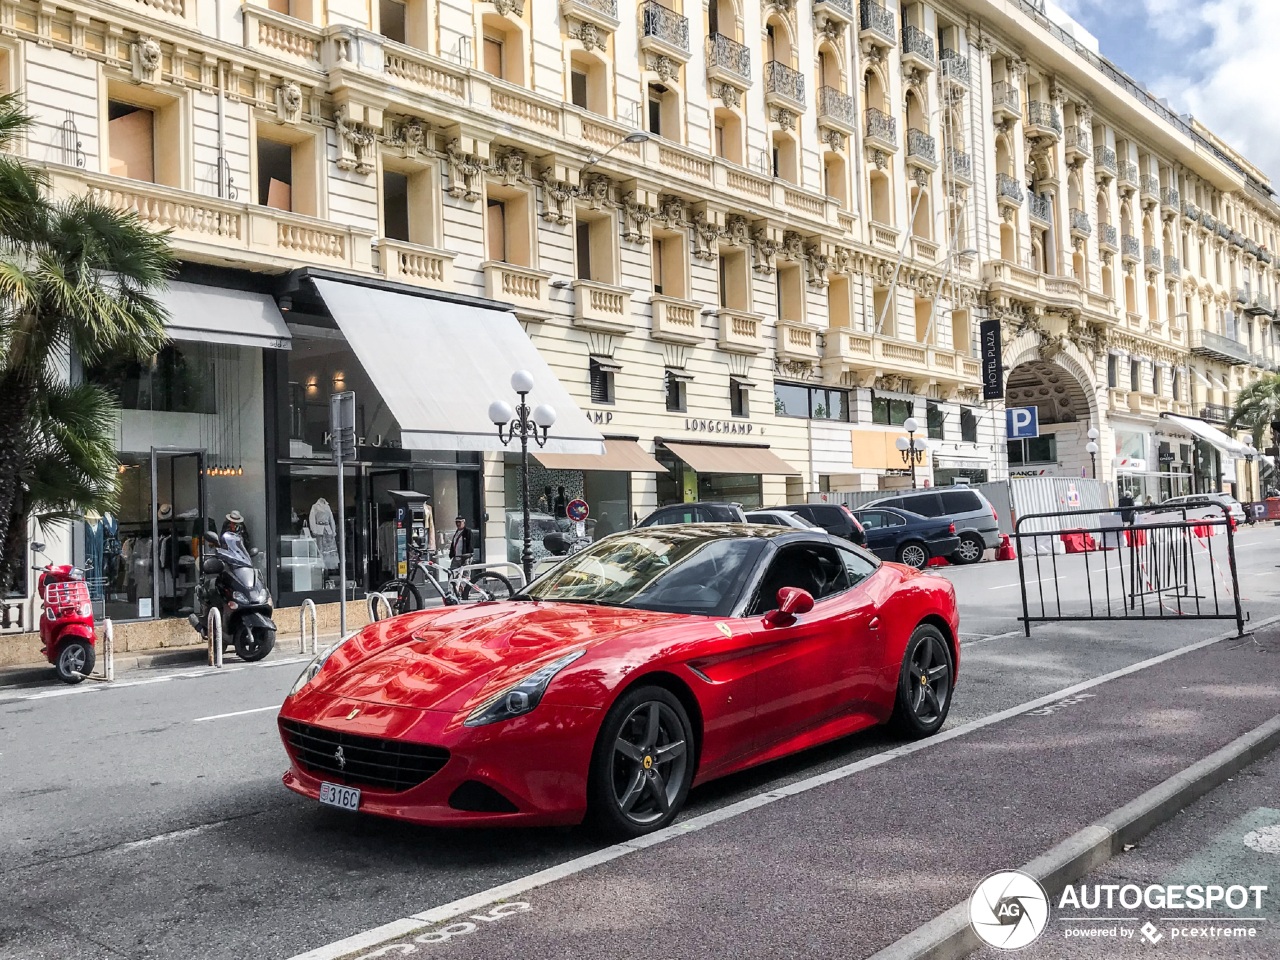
left=319, top=624, right=1280, bottom=960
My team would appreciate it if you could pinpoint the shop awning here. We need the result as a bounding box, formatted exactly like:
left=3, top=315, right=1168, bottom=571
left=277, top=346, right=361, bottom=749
left=312, top=278, right=604, bottom=455
left=535, top=439, right=665, bottom=472
left=1159, top=414, right=1254, bottom=459
left=159, top=281, right=291, bottom=350
left=661, top=441, right=800, bottom=475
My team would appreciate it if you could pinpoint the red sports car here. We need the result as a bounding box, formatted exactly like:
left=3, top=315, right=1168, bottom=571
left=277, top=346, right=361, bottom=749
left=278, top=524, right=959, bottom=837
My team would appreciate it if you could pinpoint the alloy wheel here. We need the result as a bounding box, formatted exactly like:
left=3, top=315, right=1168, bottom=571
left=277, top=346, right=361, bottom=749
left=901, top=544, right=928, bottom=568
left=58, top=644, right=86, bottom=676
left=610, top=701, right=688, bottom=826
left=957, top=537, right=982, bottom=562
left=908, top=635, right=951, bottom=724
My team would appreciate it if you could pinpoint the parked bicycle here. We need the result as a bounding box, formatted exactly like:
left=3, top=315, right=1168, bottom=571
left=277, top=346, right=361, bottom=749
left=377, top=538, right=514, bottom=615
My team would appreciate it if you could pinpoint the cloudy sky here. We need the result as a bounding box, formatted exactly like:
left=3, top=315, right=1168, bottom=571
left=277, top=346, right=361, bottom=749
left=1052, top=0, right=1280, bottom=185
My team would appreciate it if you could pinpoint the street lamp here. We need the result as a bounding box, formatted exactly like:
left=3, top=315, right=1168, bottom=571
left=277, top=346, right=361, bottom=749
left=896, top=417, right=929, bottom=488
left=582, top=130, right=650, bottom=171
left=1086, top=427, right=1100, bottom=479
left=1244, top=441, right=1258, bottom=503
left=488, top=370, right=557, bottom=586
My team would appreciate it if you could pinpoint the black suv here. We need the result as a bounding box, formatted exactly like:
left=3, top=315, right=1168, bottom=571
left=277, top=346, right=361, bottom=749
left=782, top=502, right=867, bottom=547
left=635, top=502, right=748, bottom=527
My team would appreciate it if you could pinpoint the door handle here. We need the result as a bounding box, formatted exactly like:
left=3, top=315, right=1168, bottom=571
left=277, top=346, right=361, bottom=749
left=869, top=617, right=881, bottom=631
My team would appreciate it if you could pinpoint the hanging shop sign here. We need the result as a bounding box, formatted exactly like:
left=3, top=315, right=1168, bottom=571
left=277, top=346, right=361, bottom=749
left=980, top=319, right=1004, bottom=401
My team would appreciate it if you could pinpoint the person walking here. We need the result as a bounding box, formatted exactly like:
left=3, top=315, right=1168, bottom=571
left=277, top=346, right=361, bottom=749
left=448, top=515, right=473, bottom=570
left=1118, top=491, right=1136, bottom=525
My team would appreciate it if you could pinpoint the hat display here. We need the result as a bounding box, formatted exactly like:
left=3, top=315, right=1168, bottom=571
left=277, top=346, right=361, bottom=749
left=157, top=503, right=173, bottom=520
left=226, top=510, right=245, bottom=524
left=455, top=515, right=465, bottom=521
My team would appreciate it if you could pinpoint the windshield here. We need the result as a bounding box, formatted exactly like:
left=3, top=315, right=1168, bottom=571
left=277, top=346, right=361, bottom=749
left=523, top=529, right=766, bottom=616
left=216, top=533, right=253, bottom=568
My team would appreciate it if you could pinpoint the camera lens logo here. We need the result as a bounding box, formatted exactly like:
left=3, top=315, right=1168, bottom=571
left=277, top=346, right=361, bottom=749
left=969, top=871, right=1050, bottom=950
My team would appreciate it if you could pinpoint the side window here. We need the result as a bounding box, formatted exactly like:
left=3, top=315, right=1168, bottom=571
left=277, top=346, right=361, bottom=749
left=941, top=491, right=982, bottom=513
left=884, top=511, right=906, bottom=526
left=903, top=494, right=946, bottom=517
left=749, top=544, right=850, bottom=614
left=857, top=511, right=885, bottom=530
left=878, top=498, right=903, bottom=511
left=838, top=546, right=878, bottom=586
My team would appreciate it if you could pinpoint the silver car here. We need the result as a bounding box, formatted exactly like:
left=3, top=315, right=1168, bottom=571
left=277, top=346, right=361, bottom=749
left=864, top=487, right=1001, bottom=565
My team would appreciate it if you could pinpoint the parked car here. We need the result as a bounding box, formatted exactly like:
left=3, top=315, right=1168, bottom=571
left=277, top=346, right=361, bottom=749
left=636, top=502, right=747, bottom=527
left=1153, top=493, right=1246, bottom=525
left=782, top=502, right=868, bottom=547
left=865, top=488, right=999, bottom=565
left=744, top=509, right=821, bottom=530
left=851, top=506, right=961, bottom=570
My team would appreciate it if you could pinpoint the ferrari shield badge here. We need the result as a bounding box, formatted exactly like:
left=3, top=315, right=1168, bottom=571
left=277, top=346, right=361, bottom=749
left=716, top=622, right=733, bottom=638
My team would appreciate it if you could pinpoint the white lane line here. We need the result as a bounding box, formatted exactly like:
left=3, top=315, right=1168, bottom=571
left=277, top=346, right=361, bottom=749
left=960, top=629, right=1024, bottom=647
left=988, top=564, right=1124, bottom=590
left=113, top=822, right=224, bottom=853
left=284, top=612, right=1280, bottom=960
left=191, top=704, right=280, bottom=723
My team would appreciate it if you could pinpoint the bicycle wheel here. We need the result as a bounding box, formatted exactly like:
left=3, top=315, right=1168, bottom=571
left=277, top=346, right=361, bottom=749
left=377, top=578, right=423, bottom=616
left=460, top=571, right=515, bottom=602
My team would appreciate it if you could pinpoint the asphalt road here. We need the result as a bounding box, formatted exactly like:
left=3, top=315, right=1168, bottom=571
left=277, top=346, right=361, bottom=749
left=1, top=524, right=1278, bottom=960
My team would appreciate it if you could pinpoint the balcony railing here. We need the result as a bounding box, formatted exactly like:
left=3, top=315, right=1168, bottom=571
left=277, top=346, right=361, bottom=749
left=992, top=81, right=1021, bottom=117
left=1191, top=330, right=1251, bottom=365
left=1184, top=202, right=1201, bottom=221
left=865, top=106, right=897, bottom=145
left=906, top=127, right=935, bottom=165
left=1200, top=403, right=1231, bottom=424
left=940, top=49, right=970, bottom=86
left=946, top=147, right=972, bottom=182
left=1121, top=234, right=1141, bottom=261
left=1027, top=101, right=1062, bottom=135
left=1162, top=186, right=1180, bottom=210
left=1099, top=223, right=1118, bottom=250
left=859, top=1, right=896, bottom=44
left=1094, top=145, right=1117, bottom=175
left=902, top=25, right=935, bottom=64
left=1028, top=194, right=1052, bottom=224
left=707, top=32, right=750, bottom=81
left=1202, top=213, right=1219, bottom=233
left=639, top=0, right=689, bottom=54
left=996, top=173, right=1024, bottom=204
left=817, top=86, right=856, bottom=129
left=1140, top=174, right=1160, bottom=200
left=562, top=0, right=619, bottom=24
left=1070, top=208, right=1091, bottom=236
left=1118, top=161, right=1138, bottom=187
left=1065, top=125, right=1090, bottom=156
left=1144, top=245, right=1162, bottom=270
left=764, top=60, right=805, bottom=108
left=1165, top=255, right=1181, bottom=275
left=816, top=0, right=854, bottom=15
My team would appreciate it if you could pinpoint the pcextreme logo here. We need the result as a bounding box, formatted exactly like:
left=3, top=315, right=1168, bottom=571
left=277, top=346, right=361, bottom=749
left=969, top=871, right=1051, bottom=949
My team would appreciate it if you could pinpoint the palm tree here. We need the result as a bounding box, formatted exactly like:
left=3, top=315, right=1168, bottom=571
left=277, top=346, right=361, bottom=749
left=1228, top=372, right=1280, bottom=486
left=0, top=92, right=174, bottom=593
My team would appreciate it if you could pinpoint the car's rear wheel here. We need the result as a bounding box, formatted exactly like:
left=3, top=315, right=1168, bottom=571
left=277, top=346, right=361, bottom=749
left=588, top=685, right=695, bottom=838
left=952, top=534, right=985, bottom=565
left=889, top=624, right=954, bottom=738
left=897, top=541, right=929, bottom=569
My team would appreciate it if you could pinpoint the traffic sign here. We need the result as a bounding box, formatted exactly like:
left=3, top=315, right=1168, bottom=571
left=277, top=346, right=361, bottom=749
left=1006, top=406, right=1039, bottom=440
left=330, top=391, right=357, bottom=463
left=566, top=498, right=589, bottom=522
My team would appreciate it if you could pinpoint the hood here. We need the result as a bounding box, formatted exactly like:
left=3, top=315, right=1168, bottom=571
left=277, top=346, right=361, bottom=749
left=309, top=602, right=682, bottom=713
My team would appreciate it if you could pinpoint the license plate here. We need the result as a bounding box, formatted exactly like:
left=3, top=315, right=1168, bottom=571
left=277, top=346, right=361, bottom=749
left=319, top=781, right=361, bottom=812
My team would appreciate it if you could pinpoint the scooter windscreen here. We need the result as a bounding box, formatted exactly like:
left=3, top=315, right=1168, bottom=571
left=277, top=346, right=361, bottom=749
left=216, top=532, right=254, bottom=568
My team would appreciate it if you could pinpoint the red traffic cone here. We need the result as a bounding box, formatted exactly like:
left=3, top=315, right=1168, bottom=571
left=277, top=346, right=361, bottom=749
left=996, top=534, right=1017, bottom=561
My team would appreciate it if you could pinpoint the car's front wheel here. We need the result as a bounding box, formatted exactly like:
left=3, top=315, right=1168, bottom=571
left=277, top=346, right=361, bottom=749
left=890, top=624, right=954, bottom=738
left=952, top=534, right=985, bottom=565
left=588, top=685, right=695, bottom=838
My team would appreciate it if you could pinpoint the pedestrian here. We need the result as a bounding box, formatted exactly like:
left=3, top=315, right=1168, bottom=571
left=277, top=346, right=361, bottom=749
left=1142, top=495, right=1154, bottom=507
left=1118, top=491, right=1136, bottom=525
left=595, top=511, right=614, bottom=539
left=553, top=485, right=568, bottom=518
left=448, top=515, right=473, bottom=570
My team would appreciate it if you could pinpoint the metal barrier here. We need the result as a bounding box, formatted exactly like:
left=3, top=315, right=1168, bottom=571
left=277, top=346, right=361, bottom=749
left=366, top=591, right=393, bottom=623
left=101, top=619, right=114, bottom=682
left=207, top=608, right=223, bottom=668
left=1014, top=502, right=1245, bottom=637
left=457, top=560, right=525, bottom=585
left=299, top=598, right=318, bottom=655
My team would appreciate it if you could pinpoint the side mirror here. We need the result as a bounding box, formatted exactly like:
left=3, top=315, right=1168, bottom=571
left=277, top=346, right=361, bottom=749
left=762, top=586, right=815, bottom=628
left=30, top=542, right=45, bottom=553
left=201, top=557, right=225, bottom=576
left=204, top=531, right=221, bottom=546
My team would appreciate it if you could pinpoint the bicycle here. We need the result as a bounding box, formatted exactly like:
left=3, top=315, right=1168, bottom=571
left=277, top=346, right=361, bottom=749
left=377, top=540, right=514, bottom=615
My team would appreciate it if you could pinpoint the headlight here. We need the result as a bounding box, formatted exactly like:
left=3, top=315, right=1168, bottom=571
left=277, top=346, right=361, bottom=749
left=463, top=650, right=586, bottom=727
left=288, top=633, right=355, bottom=696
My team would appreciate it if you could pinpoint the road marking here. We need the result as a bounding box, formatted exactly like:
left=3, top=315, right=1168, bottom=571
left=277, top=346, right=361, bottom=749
left=191, top=704, right=280, bottom=723
left=113, top=822, right=224, bottom=853
left=285, top=612, right=1280, bottom=960
left=960, top=629, right=1023, bottom=647
left=988, top=565, right=1124, bottom=590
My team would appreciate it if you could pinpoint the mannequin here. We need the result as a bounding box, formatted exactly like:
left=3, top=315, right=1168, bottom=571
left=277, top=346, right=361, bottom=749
left=309, top=497, right=339, bottom=571
left=84, top=510, right=104, bottom=598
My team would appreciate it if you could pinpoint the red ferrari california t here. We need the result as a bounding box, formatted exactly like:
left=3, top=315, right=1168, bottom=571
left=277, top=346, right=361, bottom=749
left=278, top=524, right=959, bottom=837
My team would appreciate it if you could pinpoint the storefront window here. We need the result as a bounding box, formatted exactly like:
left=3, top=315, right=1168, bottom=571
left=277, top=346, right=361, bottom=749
left=503, top=461, right=632, bottom=564
left=697, top=472, right=762, bottom=508
left=872, top=393, right=913, bottom=426
left=774, top=382, right=849, bottom=421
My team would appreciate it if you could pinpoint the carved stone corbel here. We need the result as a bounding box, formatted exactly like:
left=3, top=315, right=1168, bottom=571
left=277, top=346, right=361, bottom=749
left=538, top=169, right=574, bottom=225
left=399, top=118, right=426, bottom=159
left=445, top=139, right=484, bottom=201
left=581, top=174, right=611, bottom=210
left=621, top=191, right=654, bottom=244
left=335, top=105, right=377, bottom=175
left=132, top=35, right=162, bottom=84
left=276, top=82, right=303, bottom=124
left=490, top=148, right=526, bottom=187
left=750, top=226, right=778, bottom=274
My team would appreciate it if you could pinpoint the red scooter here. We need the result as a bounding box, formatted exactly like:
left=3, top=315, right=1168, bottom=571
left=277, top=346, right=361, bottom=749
left=31, top=541, right=97, bottom=684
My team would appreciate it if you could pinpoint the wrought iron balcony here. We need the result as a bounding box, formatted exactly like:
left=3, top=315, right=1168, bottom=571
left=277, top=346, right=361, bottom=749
left=1217, top=221, right=1231, bottom=241
left=1117, top=161, right=1138, bottom=190
left=561, top=0, right=620, bottom=30
left=996, top=173, right=1024, bottom=205
left=815, top=0, right=855, bottom=21
left=817, top=86, right=857, bottom=134
left=902, top=25, right=935, bottom=67
left=1191, top=329, right=1251, bottom=366
left=1070, top=208, right=1091, bottom=237
left=1241, top=289, right=1274, bottom=317
left=1229, top=229, right=1245, bottom=248
left=1200, top=403, right=1231, bottom=424
left=1121, top=234, right=1141, bottom=262
left=1140, top=174, right=1160, bottom=205
left=945, top=147, right=972, bottom=184
left=992, top=81, right=1021, bottom=120
left=1026, top=101, right=1062, bottom=138
left=1065, top=126, right=1090, bottom=160
left=906, top=127, right=937, bottom=169
left=639, top=0, right=689, bottom=58
left=864, top=106, right=898, bottom=150
left=1144, top=245, right=1162, bottom=272
left=764, top=60, right=805, bottom=109
left=1165, top=255, right=1181, bottom=275
left=706, top=32, right=751, bottom=83
left=940, top=49, right=970, bottom=87
left=1161, top=186, right=1180, bottom=212
left=1245, top=239, right=1261, bottom=259
left=859, top=1, right=896, bottom=45
left=1028, top=193, right=1052, bottom=225
left=1202, top=213, right=1219, bottom=233
left=1183, top=202, right=1201, bottom=222
left=1094, top=145, right=1117, bottom=176
left=1260, top=248, right=1274, bottom=265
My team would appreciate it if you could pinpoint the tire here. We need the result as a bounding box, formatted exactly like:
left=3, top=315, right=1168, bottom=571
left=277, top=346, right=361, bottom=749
left=377, top=578, right=423, bottom=616
left=588, top=685, right=696, bottom=839
left=897, top=540, right=929, bottom=569
left=234, top=625, right=275, bottom=662
left=461, top=572, right=514, bottom=602
left=55, top=639, right=94, bottom=684
left=951, top=534, right=985, bottom=565
left=889, top=624, right=954, bottom=739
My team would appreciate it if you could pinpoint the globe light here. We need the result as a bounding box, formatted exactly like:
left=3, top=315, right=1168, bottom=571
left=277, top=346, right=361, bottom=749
left=895, top=437, right=910, bottom=452
left=1087, top=427, right=1100, bottom=441
left=488, top=400, right=514, bottom=425
left=913, top=437, right=928, bottom=452
left=1086, top=441, right=1100, bottom=455
left=510, top=370, right=535, bottom=394
left=903, top=417, right=920, bottom=434
left=532, top=404, right=557, bottom=428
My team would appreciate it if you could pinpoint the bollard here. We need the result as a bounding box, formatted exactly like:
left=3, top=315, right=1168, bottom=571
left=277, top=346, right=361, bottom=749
left=207, top=608, right=223, bottom=668
left=103, top=618, right=114, bottom=682
left=366, top=591, right=392, bottom=623
left=299, top=598, right=318, bottom=655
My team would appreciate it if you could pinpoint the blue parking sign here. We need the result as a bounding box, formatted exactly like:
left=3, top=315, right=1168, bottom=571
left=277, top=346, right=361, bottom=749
left=1006, top=406, right=1039, bottom=440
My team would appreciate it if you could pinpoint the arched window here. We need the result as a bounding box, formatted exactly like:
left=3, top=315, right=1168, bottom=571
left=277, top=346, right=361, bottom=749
left=479, top=13, right=526, bottom=86
left=568, top=52, right=609, bottom=116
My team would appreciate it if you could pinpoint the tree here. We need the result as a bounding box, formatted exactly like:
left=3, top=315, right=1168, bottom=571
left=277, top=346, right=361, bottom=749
left=1228, top=372, right=1280, bottom=485
left=0, top=92, right=174, bottom=593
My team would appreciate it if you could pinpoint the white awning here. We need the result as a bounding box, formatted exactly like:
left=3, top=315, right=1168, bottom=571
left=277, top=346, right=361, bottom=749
left=312, top=278, right=604, bottom=455
left=1191, top=368, right=1211, bottom=387
left=159, top=281, right=291, bottom=350
left=1209, top=374, right=1230, bottom=391
left=1160, top=414, right=1253, bottom=459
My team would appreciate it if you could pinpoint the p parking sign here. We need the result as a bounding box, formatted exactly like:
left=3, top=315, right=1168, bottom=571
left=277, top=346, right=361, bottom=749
left=1006, top=406, right=1039, bottom=441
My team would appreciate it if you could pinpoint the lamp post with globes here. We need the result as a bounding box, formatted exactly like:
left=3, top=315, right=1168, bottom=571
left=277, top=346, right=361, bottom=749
left=1086, top=426, right=1100, bottom=479
left=488, top=370, right=557, bottom=586
left=1244, top=441, right=1258, bottom=504
left=895, top=417, right=929, bottom=488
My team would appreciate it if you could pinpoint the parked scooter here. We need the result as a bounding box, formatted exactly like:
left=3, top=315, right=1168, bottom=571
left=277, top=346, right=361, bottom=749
left=31, top=542, right=96, bottom=684
left=188, top=531, right=276, bottom=662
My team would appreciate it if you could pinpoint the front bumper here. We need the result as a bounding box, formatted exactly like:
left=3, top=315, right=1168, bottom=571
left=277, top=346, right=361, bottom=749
left=278, top=692, right=603, bottom=828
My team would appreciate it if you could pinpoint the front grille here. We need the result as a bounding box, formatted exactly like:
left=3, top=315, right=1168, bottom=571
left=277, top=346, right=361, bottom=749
left=280, top=718, right=449, bottom=793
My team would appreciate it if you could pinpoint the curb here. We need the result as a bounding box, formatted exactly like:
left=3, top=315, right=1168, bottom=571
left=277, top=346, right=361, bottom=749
left=866, top=711, right=1280, bottom=960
